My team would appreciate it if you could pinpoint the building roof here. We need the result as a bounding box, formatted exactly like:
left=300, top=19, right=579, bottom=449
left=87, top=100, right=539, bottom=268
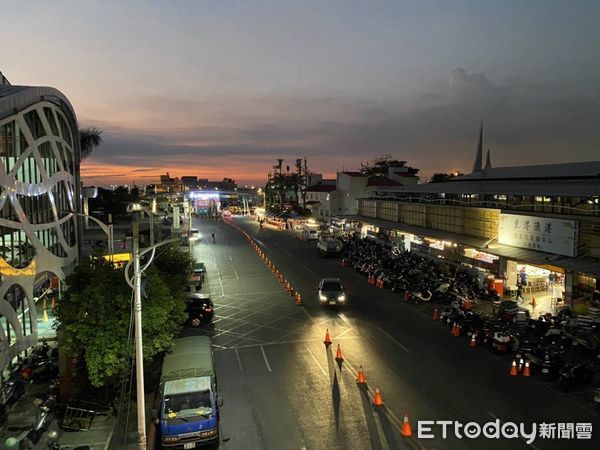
left=393, top=172, right=418, bottom=178
left=340, top=171, right=363, bottom=177
left=460, top=161, right=600, bottom=181
left=0, top=85, right=78, bottom=126
left=368, top=178, right=600, bottom=197
left=306, top=184, right=337, bottom=192
left=367, top=177, right=402, bottom=187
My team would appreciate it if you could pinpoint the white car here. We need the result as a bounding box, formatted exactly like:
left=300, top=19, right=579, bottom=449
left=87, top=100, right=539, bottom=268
left=188, top=229, right=201, bottom=241
left=302, top=229, right=319, bottom=241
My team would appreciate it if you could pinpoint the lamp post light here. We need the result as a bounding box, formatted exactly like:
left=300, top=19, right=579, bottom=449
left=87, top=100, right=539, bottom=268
left=126, top=203, right=155, bottom=247
left=125, top=228, right=179, bottom=450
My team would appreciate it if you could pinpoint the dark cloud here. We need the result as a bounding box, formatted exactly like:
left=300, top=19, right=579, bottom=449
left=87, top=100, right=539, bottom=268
left=84, top=67, right=600, bottom=183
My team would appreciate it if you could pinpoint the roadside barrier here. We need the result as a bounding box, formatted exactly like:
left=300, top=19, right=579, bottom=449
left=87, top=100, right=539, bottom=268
left=356, top=366, right=366, bottom=384
left=401, top=414, right=412, bottom=437
left=523, top=360, right=531, bottom=377
left=510, top=359, right=518, bottom=376
left=335, top=344, right=344, bottom=362
left=470, top=334, right=477, bottom=348
left=323, top=329, right=332, bottom=346
left=372, top=387, right=384, bottom=406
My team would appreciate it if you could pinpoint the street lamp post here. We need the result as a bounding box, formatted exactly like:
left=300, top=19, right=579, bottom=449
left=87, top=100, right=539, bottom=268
left=125, top=228, right=179, bottom=450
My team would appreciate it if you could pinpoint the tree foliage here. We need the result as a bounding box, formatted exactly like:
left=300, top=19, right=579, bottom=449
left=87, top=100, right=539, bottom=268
left=360, top=154, right=419, bottom=178
left=79, top=127, right=103, bottom=160
left=430, top=171, right=464, bottom=183
left=56, top=256, right=188, bottom=388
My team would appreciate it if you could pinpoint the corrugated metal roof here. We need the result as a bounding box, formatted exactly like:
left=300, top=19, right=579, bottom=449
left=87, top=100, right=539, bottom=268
left=459, top=161, right=600, bottom=180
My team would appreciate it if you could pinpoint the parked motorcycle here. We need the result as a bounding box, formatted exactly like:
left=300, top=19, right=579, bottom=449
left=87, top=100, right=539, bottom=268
left=29, top=395, right=57, bottom=443
left=556, top=362, right=594, bottom=390
left=1, top=373, right=26, bottom=406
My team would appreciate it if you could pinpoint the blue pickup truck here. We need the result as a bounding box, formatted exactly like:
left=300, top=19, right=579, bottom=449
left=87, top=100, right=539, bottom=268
left=156, top=336, right=222, bottom=449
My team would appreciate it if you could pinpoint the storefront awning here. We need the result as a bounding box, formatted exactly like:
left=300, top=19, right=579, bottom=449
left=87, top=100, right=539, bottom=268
left=347, top=215, right=488, bottom=248
left=350, top=214, right=600, bottom=278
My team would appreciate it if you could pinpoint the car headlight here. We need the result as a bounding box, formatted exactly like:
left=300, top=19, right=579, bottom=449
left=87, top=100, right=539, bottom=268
left=319, top=295, right=327, bottom=301
left=337, top=295, right=346, bottom=301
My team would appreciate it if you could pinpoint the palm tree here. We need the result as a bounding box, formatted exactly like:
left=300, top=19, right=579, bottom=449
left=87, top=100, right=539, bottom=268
left=79, top=127, right=103, bottom=160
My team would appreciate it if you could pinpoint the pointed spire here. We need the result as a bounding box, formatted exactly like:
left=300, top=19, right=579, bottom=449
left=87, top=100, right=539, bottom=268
left=484, top=149, right=492, bottom=171
left=471, top=120, right=483, bottom=173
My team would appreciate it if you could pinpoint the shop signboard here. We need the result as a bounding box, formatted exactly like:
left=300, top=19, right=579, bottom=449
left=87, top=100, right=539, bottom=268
left=498, top=213, right=577, bottom=257
left=463, top=248, right=499, bottom=264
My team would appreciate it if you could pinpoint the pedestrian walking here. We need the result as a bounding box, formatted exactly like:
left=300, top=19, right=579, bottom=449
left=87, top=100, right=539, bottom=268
left=211, top=232, right=215, bottom=243
left=516, top=283, right=525, bottom=302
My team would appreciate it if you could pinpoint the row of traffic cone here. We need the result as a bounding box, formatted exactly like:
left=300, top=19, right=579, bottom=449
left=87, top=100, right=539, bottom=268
left=510, top=358, right=531, bottom=377
left=226, top=220, right=302, bottom=306
left=323, top=329, right=413, bottom=437
left=431, top=305, right=535, bottom=379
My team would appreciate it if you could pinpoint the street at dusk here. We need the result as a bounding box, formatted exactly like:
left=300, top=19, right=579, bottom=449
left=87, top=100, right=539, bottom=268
left=1, top=1, right=600, bottom=450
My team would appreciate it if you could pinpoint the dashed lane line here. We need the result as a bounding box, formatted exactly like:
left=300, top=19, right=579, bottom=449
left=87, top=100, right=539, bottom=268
left=304, top=344, right=328, bottom=377
left=375, top=326, right=411, bottom=354
left=260, top=345, right=272, bottom=372
left=303, top=265, right=315, bottom=274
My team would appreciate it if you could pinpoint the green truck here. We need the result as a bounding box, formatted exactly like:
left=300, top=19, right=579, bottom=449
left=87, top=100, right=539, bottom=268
left=156, top=336, right=222, bottom=449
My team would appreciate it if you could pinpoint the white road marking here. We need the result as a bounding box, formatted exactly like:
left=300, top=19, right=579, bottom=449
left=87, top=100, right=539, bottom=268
left=216, top=269, right=225, bottom=297
left=488, top=412, right=540, bottom=450
left=376, top=326, right=411, bottom=353
left=285, top=251, right=294, bottom=257
left=235, top=348, right=245, bottom=377
left=338, top=312, right=352, bottom=328
left=334, top=328, right=352, bottom=339
left=234, top=269, right=239, bottom=280
left=304, top=344, right=328, bottom=377
left=260, top=345, right=272, bottom=372
left=253, top=237, right=267, bottom=248
left=228, top=253, right=233, bottom=261
left=303, top=265, right=314, bottom=274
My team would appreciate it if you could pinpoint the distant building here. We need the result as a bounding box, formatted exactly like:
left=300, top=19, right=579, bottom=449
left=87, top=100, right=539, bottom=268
left=355, top=122, right=600, bottom=308
left=181, top=176, right=199, bottom=190
left=306, top=183, right=338, bottom=217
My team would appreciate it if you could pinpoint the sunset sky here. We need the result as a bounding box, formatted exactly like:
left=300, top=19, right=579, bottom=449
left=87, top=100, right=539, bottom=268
left=2, top=0, right=599, bottom=186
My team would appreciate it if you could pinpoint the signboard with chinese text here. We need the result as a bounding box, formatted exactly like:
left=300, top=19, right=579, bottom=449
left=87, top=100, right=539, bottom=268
left=498, top=213, right=577, bottom=257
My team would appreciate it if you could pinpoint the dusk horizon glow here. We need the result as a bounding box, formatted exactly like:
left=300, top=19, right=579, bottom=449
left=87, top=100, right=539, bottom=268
left=2, top=0, right=599, bottom=186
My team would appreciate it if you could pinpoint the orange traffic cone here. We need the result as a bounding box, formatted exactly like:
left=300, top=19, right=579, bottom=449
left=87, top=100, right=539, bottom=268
left=51, top=297, right=56, bottom=310
left=335, top=344, right=344, bottom=362
left=432, top=308, right=439, bottom=321
left=523, top=360, right=531, bottom=377
left=323, top=329, right=332, bottom=346
left=356, top=366, right=367, bottom=384
left=510, top=359, right=518, bottom=376
left=403, top=290, right=409, bottom=302
left=401, top=414, right=412, bottom=437
left=454, top=324, right=461, bottom=337
left=531, top=295, right=536, bottom=307
left=470, top=333, right=477, bottom=348
left=451, top=322, right=457, bottom=335
left=372, top=386, right=384, bottom=406
left=295, top=292, right=302, bottom=305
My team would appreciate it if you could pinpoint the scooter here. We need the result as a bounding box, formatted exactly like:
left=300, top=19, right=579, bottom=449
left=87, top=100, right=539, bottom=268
left=29, top=394, right=57, bottom=443
left=556, top=362, right=594, bottom=390
left=1, top=374, right=26, bottom=406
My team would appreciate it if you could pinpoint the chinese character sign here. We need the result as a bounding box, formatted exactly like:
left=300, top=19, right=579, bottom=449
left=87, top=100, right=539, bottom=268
left=499, top=214, right=577, bottom=257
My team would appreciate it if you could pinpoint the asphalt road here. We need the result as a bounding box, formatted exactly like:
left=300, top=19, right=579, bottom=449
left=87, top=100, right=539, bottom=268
left=181, top=217, right=599, bottom=450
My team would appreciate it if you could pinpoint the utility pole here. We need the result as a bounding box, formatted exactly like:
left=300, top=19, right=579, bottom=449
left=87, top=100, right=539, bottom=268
left=132, top=222, right=146, bottom=450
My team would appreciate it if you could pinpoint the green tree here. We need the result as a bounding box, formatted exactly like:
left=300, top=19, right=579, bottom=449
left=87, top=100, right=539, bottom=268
left=430, top=171, right=464, bottom=183
left=360, top=154, right=419, bottom=178
left=80, top=127, right=103, bottom=160
left=56, top=257, right=187, bottom=388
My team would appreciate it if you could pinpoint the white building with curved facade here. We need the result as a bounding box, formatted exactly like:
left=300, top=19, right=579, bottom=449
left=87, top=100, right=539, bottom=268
left=0, top=82, right=80, bottom=371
